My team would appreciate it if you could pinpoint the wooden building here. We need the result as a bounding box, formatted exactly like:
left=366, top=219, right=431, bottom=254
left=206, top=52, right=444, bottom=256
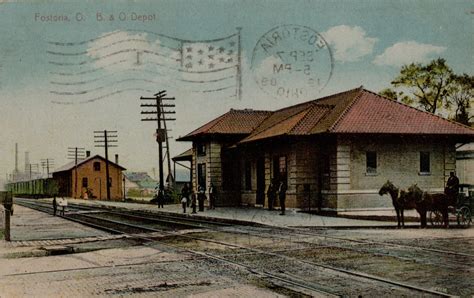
left=53, top=154, right=126, bottom=200
left=177, top=87, right=474, bottom=212
left=456, top=143, right=474, bottom=185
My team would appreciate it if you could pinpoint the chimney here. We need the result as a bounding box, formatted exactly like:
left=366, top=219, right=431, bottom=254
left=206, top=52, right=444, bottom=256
left=86, top=150, right=91, bottom=157
left=115, top=154, right=119, bottom=164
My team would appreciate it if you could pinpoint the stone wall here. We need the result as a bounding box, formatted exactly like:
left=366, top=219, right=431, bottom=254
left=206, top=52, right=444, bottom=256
left=332, top=136, right=456, bottom=211
left=191, top=135, right=458, bottom=211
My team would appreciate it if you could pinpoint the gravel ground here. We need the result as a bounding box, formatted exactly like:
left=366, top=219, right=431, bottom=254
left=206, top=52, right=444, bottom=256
left=2, top=203, right=472, bottom=297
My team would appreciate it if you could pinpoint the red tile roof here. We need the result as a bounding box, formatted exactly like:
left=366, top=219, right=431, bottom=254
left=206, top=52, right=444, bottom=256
left=331, top=89, right=474, bottom=135
left=242, top=104, right=333, bottom=142
left=177, top=109, right=271, bottom=141
left=178, top=87, right=474, bottom=144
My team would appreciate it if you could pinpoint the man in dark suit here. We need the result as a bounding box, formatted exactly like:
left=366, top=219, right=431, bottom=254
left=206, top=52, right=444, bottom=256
left=278, top=181, right=287, bottom=215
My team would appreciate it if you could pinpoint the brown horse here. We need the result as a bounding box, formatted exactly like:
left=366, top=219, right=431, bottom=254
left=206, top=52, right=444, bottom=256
left=407, top=184, right=457, bottom=228
left=379, top=181, right=415, bottom=228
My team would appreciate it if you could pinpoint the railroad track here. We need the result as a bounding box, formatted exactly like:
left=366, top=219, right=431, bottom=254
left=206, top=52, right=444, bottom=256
left=15, top=198, right=458, bottom=297
left=230, top=225, right=474, bottom=271
left=17, top=198, right=473, bottom=265
left=79, top=201, right=472, bottom=270
left=24, top=198, right=474, bottom=259
left=66, top=200, right=474, bottom=259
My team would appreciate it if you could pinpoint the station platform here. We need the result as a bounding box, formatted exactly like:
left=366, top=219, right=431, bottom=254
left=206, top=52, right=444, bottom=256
left=1, top=204, right=110, bottom=243
left=35, top=197, right=420, bottom=229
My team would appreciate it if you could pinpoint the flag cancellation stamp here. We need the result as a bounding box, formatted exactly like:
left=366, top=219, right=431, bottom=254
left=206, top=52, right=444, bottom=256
left=251, top=25, right=334, bottom=101
left=47, top=29, right=242, bottom=105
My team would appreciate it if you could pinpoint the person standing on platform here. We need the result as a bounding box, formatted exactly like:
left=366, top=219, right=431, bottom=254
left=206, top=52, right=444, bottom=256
left=278, top=180, right=287, bottom=215
left=157, top=189, right=165, bottom=208
left=208, top=183, right=216, bottom=210
left=267, top=179, right=276, bottom=211
left=191, top=191, right=197, bottom=214
left=180, top=183, right=189, bottom=213
left=59, top=197, right=67, bottom=216
left=181, top=183, right=190, bottom=207
left=181, top=196, right=187, bottom=213
left=52, top=196, right=57, bottom=216
left=197, top=185, right=206, bottom=212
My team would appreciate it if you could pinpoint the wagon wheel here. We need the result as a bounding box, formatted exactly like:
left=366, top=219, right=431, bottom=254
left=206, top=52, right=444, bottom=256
left=457, top=206, right=472, bottom=227
left=429, top=210, right=444, bottom=226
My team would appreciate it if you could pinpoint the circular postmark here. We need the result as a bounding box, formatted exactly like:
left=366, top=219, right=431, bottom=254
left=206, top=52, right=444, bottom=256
left=251, top=25, right=333, bottom=101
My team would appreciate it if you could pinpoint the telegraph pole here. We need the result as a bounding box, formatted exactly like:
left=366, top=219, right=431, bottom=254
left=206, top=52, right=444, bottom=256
left=41, top=158, right=55, bottom=178
left=67, top=147, right=85, bottom=198
left=140, top=91, right=175, bottom=194
left=29, top=163, right=39, bottom=180
left=94, top=130, right=118, bottom=200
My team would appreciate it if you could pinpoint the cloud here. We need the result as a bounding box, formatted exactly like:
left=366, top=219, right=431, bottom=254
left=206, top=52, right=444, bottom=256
left=373, top=41, right=446, bottom=67
left=86, top=30, right=154, bottom=72
left=322, top=25, right=377, bottom=62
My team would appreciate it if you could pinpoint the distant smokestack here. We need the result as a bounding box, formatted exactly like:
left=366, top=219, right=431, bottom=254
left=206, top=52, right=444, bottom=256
left=115, top=154, right=119, bottom=164
left=86, top=150, right=91, bottom=157
left=24, top=151, right=30, bottom=172
left=14, top=143, right=18, bottom=173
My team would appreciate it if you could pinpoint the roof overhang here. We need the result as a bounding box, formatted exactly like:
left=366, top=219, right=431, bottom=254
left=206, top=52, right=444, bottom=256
left=172, top=148, right=193, bottom=162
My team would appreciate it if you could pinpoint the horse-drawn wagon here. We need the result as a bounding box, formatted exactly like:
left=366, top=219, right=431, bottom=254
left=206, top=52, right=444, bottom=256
left=429, top=184, right=473, bottom=227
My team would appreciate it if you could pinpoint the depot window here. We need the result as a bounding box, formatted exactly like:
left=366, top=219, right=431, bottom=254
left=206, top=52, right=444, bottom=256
left=82, top=177, right=88, bottom=188
left=197, top=143, right=206, bottom=156
left=93, top=162, right=101, bottom=171
left=420, top=152, right=430, bottom=173
left=366, top=151, right=377, bottom=174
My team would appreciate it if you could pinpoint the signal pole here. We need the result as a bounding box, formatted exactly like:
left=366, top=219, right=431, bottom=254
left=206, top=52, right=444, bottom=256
left=140, top=91, right=176, bottom=194
left=94, top=130, right=118, bottom=200
left=67, top=147, right=85, bottom=198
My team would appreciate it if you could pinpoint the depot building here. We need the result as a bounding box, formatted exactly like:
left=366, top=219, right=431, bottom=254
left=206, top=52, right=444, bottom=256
left=176, top=87, right=474, bottom=212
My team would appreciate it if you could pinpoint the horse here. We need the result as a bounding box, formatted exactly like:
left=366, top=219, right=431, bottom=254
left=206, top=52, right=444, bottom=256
left=406, top=184, right=457, bottom=228
left=378, top=181, right=415, bottom=228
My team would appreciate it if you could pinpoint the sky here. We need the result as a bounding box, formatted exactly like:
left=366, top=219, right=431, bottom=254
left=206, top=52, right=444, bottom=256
left=0, top=0, right=472, bottom=182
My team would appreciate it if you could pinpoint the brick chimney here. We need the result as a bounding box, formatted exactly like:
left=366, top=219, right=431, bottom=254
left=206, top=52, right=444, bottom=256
left=115, top=154, right=119, bottom=164
left=86, top=151, right=90, bottom=157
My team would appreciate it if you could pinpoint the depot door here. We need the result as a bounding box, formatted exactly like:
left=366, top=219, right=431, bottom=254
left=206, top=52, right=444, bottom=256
left=256, top=158, right=265, bottom=205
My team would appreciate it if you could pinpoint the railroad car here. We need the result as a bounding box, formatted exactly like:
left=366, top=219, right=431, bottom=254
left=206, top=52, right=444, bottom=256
left=6, top=178, right=57, bottom=198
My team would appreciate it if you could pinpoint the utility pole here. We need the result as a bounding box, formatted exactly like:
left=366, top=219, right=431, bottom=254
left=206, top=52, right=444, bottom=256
left=122, top=174, right=126, bottom=201
left=13, top=143, right=19, bottom=182
left=94, top=130, right=118, bottom=201
left=29, top=163, right=39, bottom=180
left=140, top=91, right=176, bottom=194
left=41, top=158, right=55, bottom=178
left=162, top=113, right=174, bottom=188
left=67, top=147, right=85, bottom=198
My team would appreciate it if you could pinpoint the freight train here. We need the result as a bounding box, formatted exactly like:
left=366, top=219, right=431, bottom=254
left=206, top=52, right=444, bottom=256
left=6, top=178, right=58, bottom=198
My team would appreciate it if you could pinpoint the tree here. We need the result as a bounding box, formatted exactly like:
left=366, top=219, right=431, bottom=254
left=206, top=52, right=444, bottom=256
left=379, top=58, right=473, bottom=125
left=388, top=58, right=454, bottom=114
left=379, top=88, right=413, bottom=105
left=449, top=74, right=473, bottom=126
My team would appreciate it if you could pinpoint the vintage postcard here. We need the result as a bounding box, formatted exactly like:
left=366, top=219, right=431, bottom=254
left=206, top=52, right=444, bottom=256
left=0, top=1, right=473, bottom=297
